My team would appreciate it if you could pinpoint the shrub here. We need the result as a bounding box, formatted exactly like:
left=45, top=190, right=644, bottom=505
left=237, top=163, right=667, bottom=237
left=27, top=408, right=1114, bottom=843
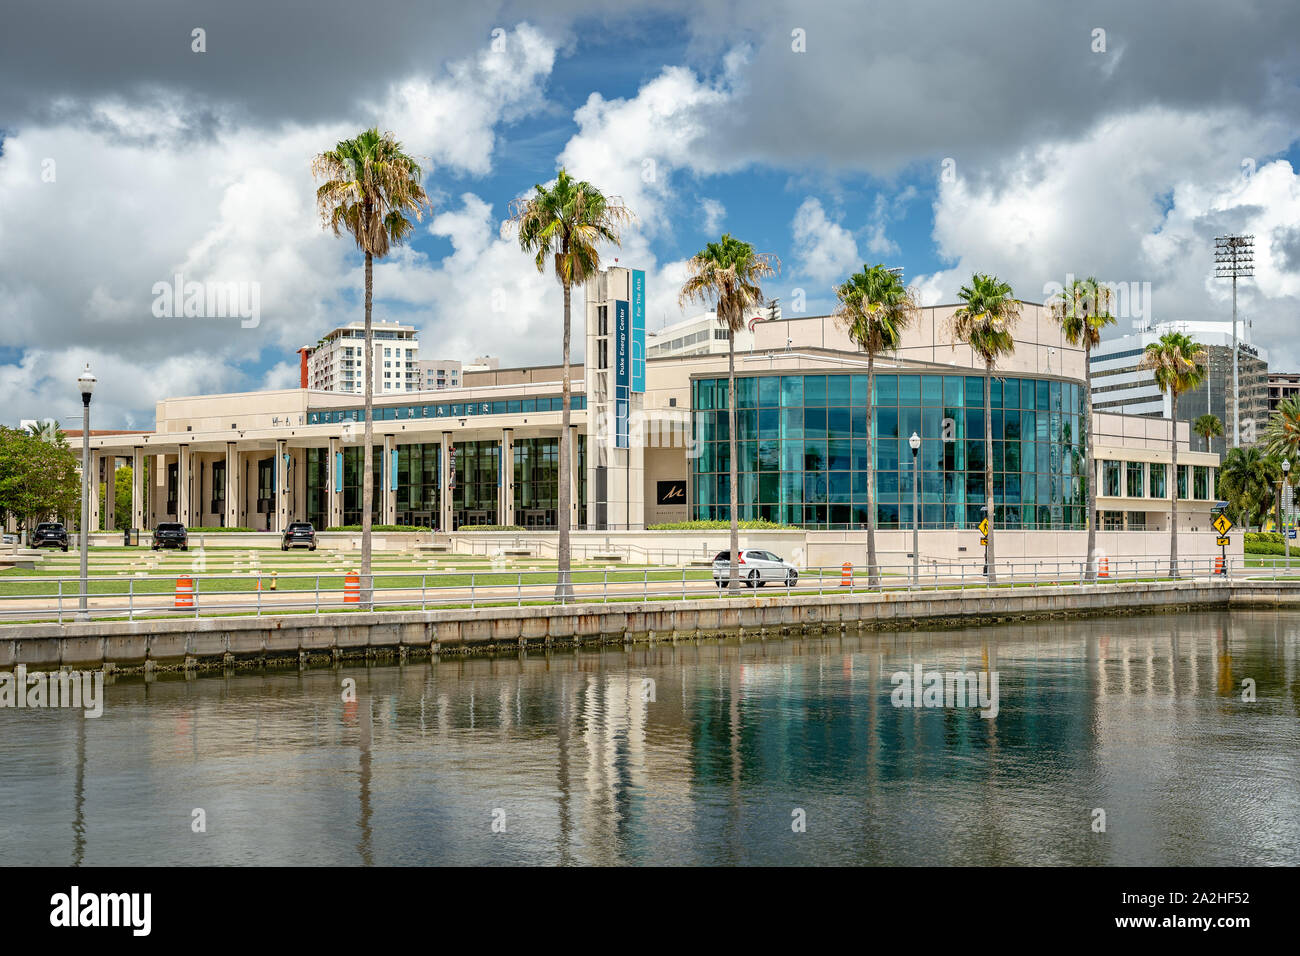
left=325, top=524, right=432, bottom=532
left=1243, top=531, right=1299, bottom=555
left=647, top=519, right=791, bottom=531
left=450, top=525, right=525, bottom=532
left=190, top=527, right=259, bottom=532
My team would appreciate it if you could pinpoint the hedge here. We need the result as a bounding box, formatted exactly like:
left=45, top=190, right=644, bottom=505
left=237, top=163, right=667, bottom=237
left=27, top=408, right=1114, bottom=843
left=325, top=525, right=432, bottom=533
left=647, top=519, right=792, bottom=531
left=1243, top=531, right=1300, bottom=556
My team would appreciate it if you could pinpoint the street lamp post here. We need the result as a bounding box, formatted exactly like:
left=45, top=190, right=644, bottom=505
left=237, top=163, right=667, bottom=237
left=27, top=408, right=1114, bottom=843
left=1282, top=459, right=1291, bottom=575
left=76, top=364, right=96, bottom=623
left=909, top=431, right=920, bottom=586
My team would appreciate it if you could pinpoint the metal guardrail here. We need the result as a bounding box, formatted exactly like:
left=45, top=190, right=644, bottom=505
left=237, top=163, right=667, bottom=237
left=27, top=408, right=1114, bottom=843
left=0, top=556, right=1263, bottom=625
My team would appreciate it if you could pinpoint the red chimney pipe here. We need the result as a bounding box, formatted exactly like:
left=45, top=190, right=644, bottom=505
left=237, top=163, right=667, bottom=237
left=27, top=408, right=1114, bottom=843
left=298, top=347, right=311, bottom=388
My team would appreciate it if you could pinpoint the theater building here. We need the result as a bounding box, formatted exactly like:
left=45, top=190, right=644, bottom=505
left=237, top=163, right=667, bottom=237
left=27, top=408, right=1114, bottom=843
left=80, top=267, right=1219, bottom=551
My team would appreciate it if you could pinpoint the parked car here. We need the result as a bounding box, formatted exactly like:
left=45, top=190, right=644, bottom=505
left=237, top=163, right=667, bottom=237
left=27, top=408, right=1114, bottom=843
left=152, top=522, right=188, bottom=551
left=712, top=549, right=798, bottom=588
left=31, top=522, right=69, bottom=551
left=282, top=521, right=317, bottom=551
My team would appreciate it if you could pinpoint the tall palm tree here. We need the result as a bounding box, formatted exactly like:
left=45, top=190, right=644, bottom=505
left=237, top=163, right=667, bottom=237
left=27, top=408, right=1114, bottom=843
left=1220, top=446, right=1279, bottom=530
left=1140, top=332, right=1207, bottom=577
left=1261, top=396, right=1300, bottom=531
left=1193, top=413, right=1223, bottom=452
left=951, top=274, right=1020, bottom=585
left=313, top=129, right=431, bottom=606
left=833, top=264, right=919, bottom=586
left=1047, top=276, right=1116, bottom=581
left=510, top=169, right=632, bottom=602
left=680, top=234, right=779, bottom=591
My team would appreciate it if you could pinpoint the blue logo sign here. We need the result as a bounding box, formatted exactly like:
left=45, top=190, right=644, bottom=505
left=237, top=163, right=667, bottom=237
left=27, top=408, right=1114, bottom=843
left=631, top=269, right=646, bottom=393
left=615, top=299, right=630, bottom=448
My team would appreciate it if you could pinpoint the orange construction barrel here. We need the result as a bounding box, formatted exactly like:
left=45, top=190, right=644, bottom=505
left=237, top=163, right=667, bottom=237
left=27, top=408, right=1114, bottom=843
left=841, top=562, right=853, bottom=587
left=344, top=570, right=360, bottom=604
left=175, top=575, right=194, bottom=609
left=1098, top=557, right=1109, bottom=578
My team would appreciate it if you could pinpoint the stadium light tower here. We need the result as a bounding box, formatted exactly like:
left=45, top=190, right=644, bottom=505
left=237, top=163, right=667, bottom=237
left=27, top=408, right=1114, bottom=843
left=1215, top=235, right=1254, bottom=447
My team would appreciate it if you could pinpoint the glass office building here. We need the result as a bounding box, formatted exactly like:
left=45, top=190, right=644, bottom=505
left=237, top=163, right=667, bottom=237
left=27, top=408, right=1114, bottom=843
left=691, top=371, right=1087, bottom=530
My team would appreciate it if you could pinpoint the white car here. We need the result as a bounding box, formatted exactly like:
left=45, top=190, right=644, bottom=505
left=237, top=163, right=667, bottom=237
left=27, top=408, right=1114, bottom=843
left=712, top=549, right=799, bottom=588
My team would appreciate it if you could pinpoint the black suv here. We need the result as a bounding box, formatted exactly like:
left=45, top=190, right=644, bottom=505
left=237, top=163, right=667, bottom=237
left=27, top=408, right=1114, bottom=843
left=152, top=522, right=188, bottom=551
left=282, top=521, right=317, bottom=551
left=31, top=522, right=69, bottom=551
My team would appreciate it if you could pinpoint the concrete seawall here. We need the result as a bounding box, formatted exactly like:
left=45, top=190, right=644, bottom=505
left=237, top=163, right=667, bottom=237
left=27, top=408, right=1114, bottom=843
left=2, top=581, right=1297, bottom=672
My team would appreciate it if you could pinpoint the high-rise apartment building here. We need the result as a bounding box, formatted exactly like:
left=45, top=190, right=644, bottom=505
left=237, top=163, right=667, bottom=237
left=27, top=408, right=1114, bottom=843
left=1268, top=372, right=1300, bottom=412
left=304, top=321, right=419, bottom=394
left=413, top=359, right=462, bottom=391
left=1090, top=320, right=1268, bottom=456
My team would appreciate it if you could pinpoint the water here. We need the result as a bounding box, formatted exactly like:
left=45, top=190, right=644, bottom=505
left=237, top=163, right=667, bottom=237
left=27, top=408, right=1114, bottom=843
left=1, top=610, right=1296, bottom=866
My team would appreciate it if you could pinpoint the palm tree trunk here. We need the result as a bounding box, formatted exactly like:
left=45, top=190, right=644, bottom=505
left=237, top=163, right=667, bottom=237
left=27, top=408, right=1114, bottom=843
left=865, top=351, right=879, bottom=587
left=555, top=278, right=573, bottom=603
left=985, top=359, right=996, bottom=584
left=361, top=250, right=374, bottom=607
left=1084, top=338, right=1097, bottom=582
left=727, top=328, right=739, bottom=591
left=1170, top=393, right=1179, bottom=578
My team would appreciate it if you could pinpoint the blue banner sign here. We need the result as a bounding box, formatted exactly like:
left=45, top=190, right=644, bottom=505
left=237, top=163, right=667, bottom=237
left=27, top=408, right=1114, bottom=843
left=615, top=298, right=630, bottom=448
left=631, top=269, right=646, bottom=393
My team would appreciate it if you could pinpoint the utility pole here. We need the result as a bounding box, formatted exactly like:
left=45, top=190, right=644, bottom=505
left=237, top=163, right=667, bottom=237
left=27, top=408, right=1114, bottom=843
left=1215, top=235, right=1254, bottom=448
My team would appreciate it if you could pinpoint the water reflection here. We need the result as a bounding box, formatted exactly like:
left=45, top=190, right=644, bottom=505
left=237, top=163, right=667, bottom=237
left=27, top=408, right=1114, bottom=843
left=0, top=610, right=1296, bottom=866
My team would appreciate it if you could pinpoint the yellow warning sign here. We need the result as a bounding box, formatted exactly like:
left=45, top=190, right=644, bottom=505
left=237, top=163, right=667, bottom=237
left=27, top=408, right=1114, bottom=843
left=979, top=536, right=988, bottom=546
left=1212, top=513, right=1233, bottom=536
left=978, top=518, right=989, bottom=537
left=1216, top=536, right=1230, bottom=547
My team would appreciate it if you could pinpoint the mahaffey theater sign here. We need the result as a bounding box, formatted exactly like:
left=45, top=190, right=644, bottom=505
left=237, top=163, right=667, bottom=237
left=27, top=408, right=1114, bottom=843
left=656, top=480, right=686, bottom=505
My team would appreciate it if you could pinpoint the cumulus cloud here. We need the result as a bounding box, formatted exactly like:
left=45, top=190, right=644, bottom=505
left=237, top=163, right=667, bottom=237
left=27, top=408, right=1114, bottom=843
left=0, top=25, right=561, bottom=423
left=791, top=197, right=859, bottom=286
left=700, top=198, right=726, bottom=233
left=912, top=107, right=1300, bottom=364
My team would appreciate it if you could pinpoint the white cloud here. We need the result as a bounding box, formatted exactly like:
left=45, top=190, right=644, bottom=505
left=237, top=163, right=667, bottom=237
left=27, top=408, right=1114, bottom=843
left=0, top=27, right=562, bottom=424
left=370, top=23, right=558, bottom=177
left=558, top=62, right=743, bottom=239
left=700, top=198, right=726, bottom=233
left=791, top=197, right=859, bottom=287
left=912, top=107, right=1300, bottom=363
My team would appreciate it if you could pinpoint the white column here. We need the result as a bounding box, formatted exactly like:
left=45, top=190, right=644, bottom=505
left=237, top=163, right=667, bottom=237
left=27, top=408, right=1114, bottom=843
left=88, top=451, right=101, bottom=532
left=275, top=439, right=288, bottom=533
left=225, top=443, right=239, bottom=528
left=441, top=431, right=453, bottom=532
left=382, top=433, right=397, bottom=525
left=328, top=437, right=343, bottom=529
left=501, top=428, right=513, bottom=526
left=177, top=445, right=191, bottom=527
left=569, top=424, right=580, bottom=530
left=132, top=447, right=146, bottom=531
left=104, top=456, right=117, bottom=532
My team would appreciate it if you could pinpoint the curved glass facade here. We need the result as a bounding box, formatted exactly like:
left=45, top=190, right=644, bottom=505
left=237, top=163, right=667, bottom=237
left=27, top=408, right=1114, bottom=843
left=690, top=372, right=1087, bottom=530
